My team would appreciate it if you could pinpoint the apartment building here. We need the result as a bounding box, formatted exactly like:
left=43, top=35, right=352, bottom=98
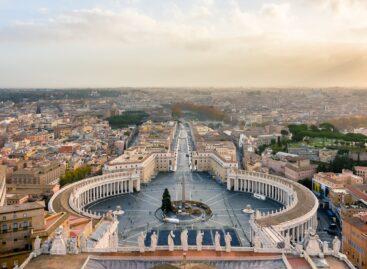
left=0, top=165, right=6, bottom=207
left=0, top=201, right=45, bottom=253
left=284, top=157, right=316, bottom=181
left=342, top=211, right=367, bottom=269
left=7, top=161, right=65, bottom=196
left=312, top=170, right=364, bottom=199
left=103, top=121, right=177, bottom=183
left=191, top=124, right=238, bottom=183
left=355, top=166, right=367, bottom=183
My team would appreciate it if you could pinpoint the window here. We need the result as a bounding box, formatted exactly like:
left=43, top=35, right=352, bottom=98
left=1, top=224, right=7, bottom=232
left=23, top=213, right=27, bottom=218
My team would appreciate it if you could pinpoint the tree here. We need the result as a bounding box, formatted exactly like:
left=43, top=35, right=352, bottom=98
left=59, top=165, right=92, bottom=187
left=299, top=178, right=312, bottom=190
left=161, top=188, right=172, bottom=213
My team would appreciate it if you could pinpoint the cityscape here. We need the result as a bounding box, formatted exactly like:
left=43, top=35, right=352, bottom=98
left=1, top=1, right=367, bottom=269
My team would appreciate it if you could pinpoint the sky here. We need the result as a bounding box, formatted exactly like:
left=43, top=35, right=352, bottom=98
left=0, top=0, right=367, bottom=88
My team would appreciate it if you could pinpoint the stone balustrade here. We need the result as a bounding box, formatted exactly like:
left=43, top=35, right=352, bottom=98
left=69, top=171, right=140, bottom=218
left=227, top=170, right=318, bottom=243
left=49, top=171, right=140, bottom=219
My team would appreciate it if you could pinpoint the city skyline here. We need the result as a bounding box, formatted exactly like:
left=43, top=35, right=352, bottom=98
left=0, top=0, right=367, bottom=88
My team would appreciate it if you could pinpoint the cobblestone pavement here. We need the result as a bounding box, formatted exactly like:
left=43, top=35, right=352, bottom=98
left=87, top=126, right=282, bottom=247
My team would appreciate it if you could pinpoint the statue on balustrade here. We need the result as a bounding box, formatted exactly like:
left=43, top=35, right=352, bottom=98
left=109, top=231, right=118, bottom=250
left=284, top=233, right=291, bottom=250
left=253, top=234, right=261, bottom=249
left=196, top=230, right=204, bottom=251
left=50, top=226, right=67, bottom=255
left=33, top=236, right=42, bottom=256
left=67, top=237, right=79, bottom=254
left=181, top=229, right=189, bottom=251
left=322, top=241, right=329, bottom=255
left=225, top=232, right=232, bottom=252
left=138, top=232, right=146, bottom=253
left=80, top=235, right=87, bottom=252
left=41, top=239, right=51, bottom=254
left=332, top=236, right=341, bottom=255
left=214, top=231, right=221, bottom=251
left=168, top=230, right=175, bottom=251
left=150, top=231, right=158, bottom=251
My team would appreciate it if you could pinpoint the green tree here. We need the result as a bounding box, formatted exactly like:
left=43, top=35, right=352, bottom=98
left=161, top=188, right=172, bottom=213
left=59, top=165, right=92, bottom=187
left=299, top=178, right=312, bottom=190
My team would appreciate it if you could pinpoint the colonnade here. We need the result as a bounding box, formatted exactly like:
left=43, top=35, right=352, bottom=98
left=227, top=170, right=318, bottom=244
left=279, top=214, right=318, bottom=243
left=230, top=177, right=294, bottom=206
left=76, top=179, right=135, bottom=209
left=63, top=172, right=141, bottom=219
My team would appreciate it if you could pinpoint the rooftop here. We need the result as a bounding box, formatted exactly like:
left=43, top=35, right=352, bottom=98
left=0, top=201, right=45, bottom=214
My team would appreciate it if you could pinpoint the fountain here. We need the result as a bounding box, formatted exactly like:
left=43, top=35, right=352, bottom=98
left=242, top=204, right=254, bottom=214
left=113, top=205, right=125, bottom=216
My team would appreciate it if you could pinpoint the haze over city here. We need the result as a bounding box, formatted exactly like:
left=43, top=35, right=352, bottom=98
left=1, top=0, right=367, bottom=88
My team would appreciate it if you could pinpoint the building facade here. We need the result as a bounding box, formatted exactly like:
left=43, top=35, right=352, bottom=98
left=0, top=165, right=6, bottom=207
left=355, top=166, right=367, bottom=183
left=342, top=212, right=367, bottom=269
left=0, top=201, right=45, bottom=253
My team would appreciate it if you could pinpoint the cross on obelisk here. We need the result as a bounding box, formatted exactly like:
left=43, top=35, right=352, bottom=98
left=181, top=174, right=186, bottom=206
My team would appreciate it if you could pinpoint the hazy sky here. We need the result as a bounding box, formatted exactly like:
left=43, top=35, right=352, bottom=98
left=0, top=0, right=367, bottom=88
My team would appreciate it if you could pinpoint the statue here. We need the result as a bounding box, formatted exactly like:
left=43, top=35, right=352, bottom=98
left=181, top=229, right=189, bottom=251
left=214, top=231, right=221, bottom=251
left=168, top=231, right=175, bottom=251
left=332, top=236, right=341, bottom=255
left=225, top=232, right=232, bottom=252
left=33, top=236, right=42, bottom=256
left=295, top=243, right=303, bottom=253
left=284, top=233, right=291, bottom=250
left=109, top=232, right=118, bottom=250
left=41, top=239, right=51, bottom=254
left=150, top=232, right=158, bottom=251
left=138, top=232, right=145, bottom=253
left=50, top=227, right=67, bottom=255
left=196, top=230, right=204, bottom=251
left=67, top=237, right=79, bottom=254
left=323, top=241, right=329, bottom=255
left=253, top=234, right=261, bottom=249
left=304, top=229, right=322, bottom=256
left=80, top=235, right=87, bottom=252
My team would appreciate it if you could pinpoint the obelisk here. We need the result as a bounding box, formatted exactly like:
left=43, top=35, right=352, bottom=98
left=181, top=174, right=186, bottom=206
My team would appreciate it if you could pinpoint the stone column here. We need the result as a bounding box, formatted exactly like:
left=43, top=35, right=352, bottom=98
left=226, top=177, right=231, bottom=190
left=129, top=179, right=133, bottom=193
left=234, top=178, right=238, bottom=191
left=136, top=179, right=141, bottom=191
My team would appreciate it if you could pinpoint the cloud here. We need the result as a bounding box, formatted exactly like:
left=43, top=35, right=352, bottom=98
left=260, top=3, right=290, bottom=20
left=0, top=1, right=366, bottom=87
left=307, top=0, right=367, bottom=18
